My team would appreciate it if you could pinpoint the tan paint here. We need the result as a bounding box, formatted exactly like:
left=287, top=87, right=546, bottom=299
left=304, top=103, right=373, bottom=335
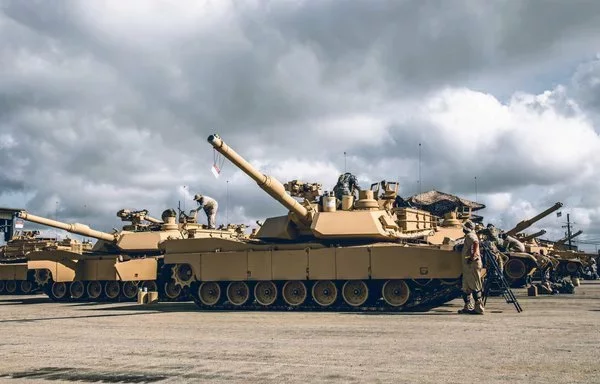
left=247, top=251, right=272, bottom=280
left=272, top=249, right=308, bottom=280
left=0, top=263, right=28, bottom=280
left=166, top=243, right=462, bottom=283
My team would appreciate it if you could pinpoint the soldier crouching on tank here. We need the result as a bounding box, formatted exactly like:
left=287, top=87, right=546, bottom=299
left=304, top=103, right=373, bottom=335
left=193, top=194, right=218, bottom=229
left=459, top=220, right=485, bottom=315
left=499, top=232, right=526, bottom=253
left=333, top=172, right=360, bottom=203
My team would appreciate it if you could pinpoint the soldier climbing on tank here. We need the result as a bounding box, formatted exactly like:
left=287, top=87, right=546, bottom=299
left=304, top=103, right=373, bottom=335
left=478, top=223, right=507, bottom=272
left=193, top=194, right=218, bottom=229
left=333, top=172, right=360, bottom=202
left=459, top=220, right=485, bottom=315
left=500, top=232, right=526, bottom=253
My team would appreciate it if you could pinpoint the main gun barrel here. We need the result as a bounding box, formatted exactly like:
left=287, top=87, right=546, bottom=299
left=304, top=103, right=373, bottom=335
left=17, top=211, right=116, bottom=242
left=519, top=229, right=546, bottom=242
left=208, top=134, right=311, bottom=226
left=556, top=230, right=583, bottom=245
left=505, top=202, right=563, bottom=236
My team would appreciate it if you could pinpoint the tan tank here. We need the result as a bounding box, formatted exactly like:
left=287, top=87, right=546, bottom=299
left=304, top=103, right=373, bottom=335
left=10, top=208, right=241, bottom=302
left=505, top=202, right=563, bottom=237
left=0, top=230, right=92, bottom=295
left=518, top=230, right=546, bottom=243
left=159, top=134, right=463, bottom=311
left=492, top=203, right=562, bottom=287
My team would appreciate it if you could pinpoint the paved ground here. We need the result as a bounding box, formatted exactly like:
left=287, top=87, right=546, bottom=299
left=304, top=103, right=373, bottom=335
left=0, top=282, right=599, bottom=384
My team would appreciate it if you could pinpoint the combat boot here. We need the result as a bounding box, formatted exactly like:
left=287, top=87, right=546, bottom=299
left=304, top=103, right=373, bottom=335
left=472, top=291, right=485, bottom=315
left=457, top=293, right=474, bottom=314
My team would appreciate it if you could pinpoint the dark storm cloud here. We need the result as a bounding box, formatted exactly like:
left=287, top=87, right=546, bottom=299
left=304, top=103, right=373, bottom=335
left=1, top=0, right=600, bottom=247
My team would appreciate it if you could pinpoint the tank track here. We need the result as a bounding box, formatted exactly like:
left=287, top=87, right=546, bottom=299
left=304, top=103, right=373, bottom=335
left=189, top=280, right=461, bottom=312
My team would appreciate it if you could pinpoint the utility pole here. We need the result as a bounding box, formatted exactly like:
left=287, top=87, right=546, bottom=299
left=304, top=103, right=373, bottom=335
left=474, top=176, right=478, bottom=203
left=344, top=152, right=347, bottom=173
left=562, top=214, right=573, bottom=249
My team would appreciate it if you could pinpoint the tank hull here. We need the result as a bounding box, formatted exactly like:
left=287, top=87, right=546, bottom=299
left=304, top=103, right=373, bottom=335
left=0, top=263, right=40, bottom=295
left=22, top=251, right=187, bottom=303
left=163, top=238, right=463, bottom=311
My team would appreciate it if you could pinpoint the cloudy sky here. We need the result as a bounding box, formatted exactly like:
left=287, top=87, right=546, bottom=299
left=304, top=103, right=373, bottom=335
left=1, top=0, right=600, bottom=251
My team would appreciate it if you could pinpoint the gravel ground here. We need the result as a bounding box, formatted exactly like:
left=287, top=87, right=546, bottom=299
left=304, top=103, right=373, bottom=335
left=0, top=282, right=599, bottom=384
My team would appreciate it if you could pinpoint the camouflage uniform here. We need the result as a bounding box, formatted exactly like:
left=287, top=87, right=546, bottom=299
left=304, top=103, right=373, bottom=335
left=480, top=224, right=506, bottom=272
left=333, top=173, right=360, bottom=201
left=194, top=194, right=218, bottom=229
left=459, top=221, right=484, bottom=315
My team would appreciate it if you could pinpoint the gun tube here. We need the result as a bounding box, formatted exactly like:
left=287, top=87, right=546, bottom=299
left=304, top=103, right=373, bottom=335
left=17, top=211, right=116, bottom=242
left=519, top=229, right=546, bottom=242
left=208, top=134, right=311, bottom=226
left=556, top=230, right=583, bottom=245
left=505, top=202, right=563, bottom=236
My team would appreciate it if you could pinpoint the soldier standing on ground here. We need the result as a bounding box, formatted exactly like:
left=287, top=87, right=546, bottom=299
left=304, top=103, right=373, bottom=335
left=459, top=220, right=485, bottom=315
left=194, top=194, right=218, bottom=229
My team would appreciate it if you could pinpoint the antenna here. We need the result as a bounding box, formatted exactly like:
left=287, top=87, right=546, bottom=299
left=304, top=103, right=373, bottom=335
left=474, top=176, right=478, bottom=203
left=344, top=152, right=347, bottom=173
left=182, top=185, right=188, bottom=212
left=418, top=143, right=422, bottom=194
left=226, top=180, right=230, bottom=225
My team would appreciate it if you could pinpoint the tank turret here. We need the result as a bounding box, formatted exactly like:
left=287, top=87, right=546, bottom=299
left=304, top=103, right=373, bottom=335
left=208, top=134, right=435, bottom=242
left=505, top=202, right=563, bottom=237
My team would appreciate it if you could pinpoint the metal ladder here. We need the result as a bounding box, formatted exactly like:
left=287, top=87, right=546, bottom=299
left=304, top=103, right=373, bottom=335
left=482, top=245, right=523, bottom=313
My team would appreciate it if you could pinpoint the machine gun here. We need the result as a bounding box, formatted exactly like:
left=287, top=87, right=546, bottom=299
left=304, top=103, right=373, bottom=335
left=482, top=244, right=523, bottom=313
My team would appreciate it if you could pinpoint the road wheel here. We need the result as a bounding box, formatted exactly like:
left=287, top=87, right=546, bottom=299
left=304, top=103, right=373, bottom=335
left=69, top=281, right=86, bottom=300
left=0, top=280, right=5, bottom=293
left=104, top=281, right=121, bottom=300
left=48, top=282, right=68, bottom=301
left=312, top=280, right=337, bottom=307
left=226, top=281, right=250, bottom=306
left=163, top=281, right=182, bottom=300
left=5, top=280, right=17, bottom=294
left=282, top=281, right=307, bottom=307
left=254, top=281, right=277, bottom=306
left=19, top=280, right=34, bottom=294
left=87, top=281, right=102, bottom=300
left=382, top=280, right=410, bottom=307
left=122, top=281, right=138, bottom=300
left=198, top=282, right=221, bottom=306
left=342, top=280, right=369, bottom=307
